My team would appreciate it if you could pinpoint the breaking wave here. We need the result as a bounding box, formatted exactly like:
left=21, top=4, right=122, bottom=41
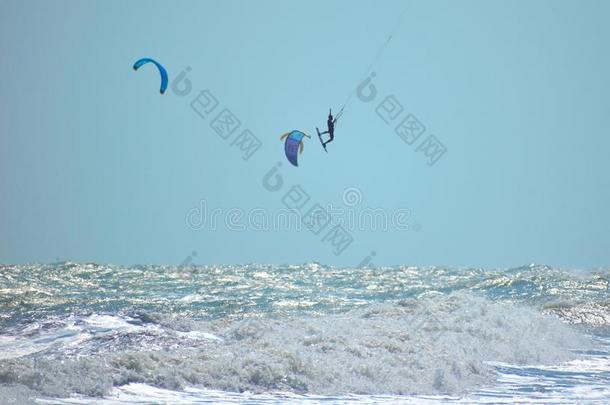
left=0, top=263, right=608, bottom=402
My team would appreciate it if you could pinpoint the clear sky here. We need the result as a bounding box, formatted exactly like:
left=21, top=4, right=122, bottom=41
left=1, top=0, right=608, bottom=268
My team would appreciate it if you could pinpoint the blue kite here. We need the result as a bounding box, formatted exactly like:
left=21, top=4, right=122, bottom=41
left=280, top=130, right=311, bottom=167
left=133, top=57, right=168, bottom=94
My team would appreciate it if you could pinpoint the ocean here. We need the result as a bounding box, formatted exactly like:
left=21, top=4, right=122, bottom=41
left=0, top=263, right=609, bottom=404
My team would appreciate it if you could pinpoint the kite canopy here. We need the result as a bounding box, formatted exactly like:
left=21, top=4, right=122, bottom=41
left=283, top=130, right=309, bottom=167
left=133, top=58, right=168, bottom=94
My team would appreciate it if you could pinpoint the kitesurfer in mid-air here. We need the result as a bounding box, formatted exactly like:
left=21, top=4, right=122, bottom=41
left=317, top=108, right=341, bottom=151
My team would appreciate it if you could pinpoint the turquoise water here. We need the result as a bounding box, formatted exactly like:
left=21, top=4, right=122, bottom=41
left=1, top=263, right=609, bottom=403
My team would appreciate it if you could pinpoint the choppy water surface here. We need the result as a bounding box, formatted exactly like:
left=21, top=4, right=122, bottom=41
left=0, top=263, right=609, bottom=404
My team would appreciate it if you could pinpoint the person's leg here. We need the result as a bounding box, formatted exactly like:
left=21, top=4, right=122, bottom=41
left=323, top=134, right=333, bottom=147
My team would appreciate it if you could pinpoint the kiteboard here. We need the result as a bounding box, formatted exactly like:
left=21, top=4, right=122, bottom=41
left=316, top=127, right=328, bottom=153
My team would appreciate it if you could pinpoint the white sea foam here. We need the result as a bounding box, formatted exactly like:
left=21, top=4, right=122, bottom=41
left=0, top=263, right=608, bottom=404
left=0, top=293, right=593, bottom=400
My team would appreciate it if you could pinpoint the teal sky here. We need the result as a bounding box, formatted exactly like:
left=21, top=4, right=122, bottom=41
left=1, top=0, right=609, bottom=268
